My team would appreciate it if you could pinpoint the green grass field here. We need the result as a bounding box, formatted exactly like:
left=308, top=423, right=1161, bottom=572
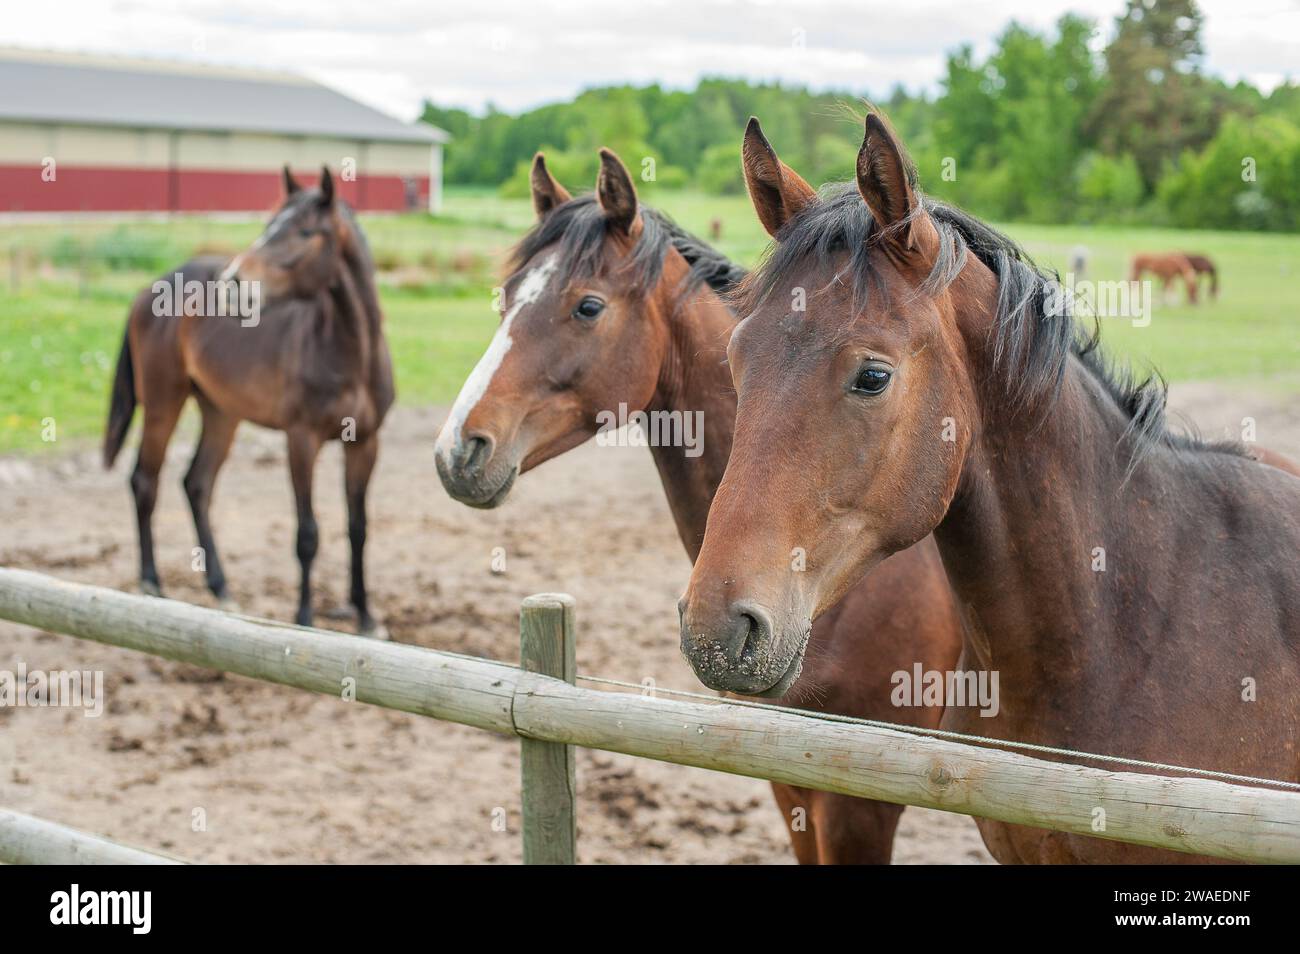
left=1, top=187, right=1296, bottom=454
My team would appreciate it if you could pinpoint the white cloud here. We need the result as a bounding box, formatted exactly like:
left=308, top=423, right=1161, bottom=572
left=1, top=0, right=1294, bottom=119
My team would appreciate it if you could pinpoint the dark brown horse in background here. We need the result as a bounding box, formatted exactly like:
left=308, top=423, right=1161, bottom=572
left=1130, top=251, right=1199, bottom=304
left=1183, top=252, right=1219, bottom=299
left=434, top=148, right=962, bottom=863
left=103, top=167, right=394, bottom=636
left=679, top=114, right=1300, bottom=863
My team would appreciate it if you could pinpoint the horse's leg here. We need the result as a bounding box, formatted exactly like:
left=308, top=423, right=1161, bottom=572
left=343, top=434, right=384, bottom=637
left=130, top=393, right=185, bottom=596
left=183, top=395, right=239, bottom=607
left=770, top=783, right=820, bottom=864
left=287, top=429, right=323, bottom=627
left=771, top=783, right=902, bottom=863
left=809, top=793, right=903, bottom=864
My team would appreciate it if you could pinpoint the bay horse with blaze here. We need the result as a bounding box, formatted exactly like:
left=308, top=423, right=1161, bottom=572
left=435, top=148, right=963, bottom=863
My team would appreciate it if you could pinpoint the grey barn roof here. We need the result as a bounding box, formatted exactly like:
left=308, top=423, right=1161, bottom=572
left=0, top=50, right=447, bottom=144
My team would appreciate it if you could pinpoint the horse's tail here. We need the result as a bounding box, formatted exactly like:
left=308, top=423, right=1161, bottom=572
left=103, top=324, right=136, bottom=469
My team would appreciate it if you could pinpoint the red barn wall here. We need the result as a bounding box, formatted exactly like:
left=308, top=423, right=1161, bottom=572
left=0, top=122, right=434, bottom=213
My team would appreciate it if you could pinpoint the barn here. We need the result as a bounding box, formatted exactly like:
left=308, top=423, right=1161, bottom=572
left=0, top=49, right=448, bottom=214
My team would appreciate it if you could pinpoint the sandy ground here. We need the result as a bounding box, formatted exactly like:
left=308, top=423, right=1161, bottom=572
left=0, top=381, right=1295, bottom=864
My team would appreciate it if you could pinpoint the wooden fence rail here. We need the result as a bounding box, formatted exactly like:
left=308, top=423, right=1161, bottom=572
left=0, top=807, right=182, bottom=865
left=0, top=566, right=1298, bottom=864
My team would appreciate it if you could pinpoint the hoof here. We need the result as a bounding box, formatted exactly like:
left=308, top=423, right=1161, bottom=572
left=358, top=619, right=390, bottom=641
left=139, top=580, right=162, bottom=597
left=216, top=596, right=241, bottom=615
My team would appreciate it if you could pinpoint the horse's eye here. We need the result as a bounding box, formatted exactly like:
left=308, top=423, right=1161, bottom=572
left=299, top=227, right=313, bottom=238
left=573, top=296, right=605, bottom=321
left=851, top=365, right=892, bottom=396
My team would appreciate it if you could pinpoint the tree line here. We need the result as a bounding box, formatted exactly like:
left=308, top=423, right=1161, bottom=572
left=421, top=0, right=1300, bottom=231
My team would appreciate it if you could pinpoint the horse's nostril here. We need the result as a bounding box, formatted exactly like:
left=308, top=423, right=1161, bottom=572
left=460, top=435, right=491, bottom=475
left=727, top=601, right=775, bottom=664
left=738, top=611, right=764, bottom=660
left=677, top=596, right=788, bottom=693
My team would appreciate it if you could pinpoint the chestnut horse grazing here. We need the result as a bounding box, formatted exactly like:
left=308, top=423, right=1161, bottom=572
left=1130, top=251, right=1199, bottom=304
left=436, top=149, right=962, bottom=863
left=679, top=115, right=1300, bottom=863
left=103, top=168, right=394, bottom=636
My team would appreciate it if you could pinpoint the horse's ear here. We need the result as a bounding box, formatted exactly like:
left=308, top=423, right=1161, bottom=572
left=319, top=166, right=335, bottom=207
left=530, top=153, right=571, bottom=219
left=596, top=148, right=638, bottom=235
left=742, top=117, right=817, bottom=238
left=283, top=165, right=302, bottom=195
left=856, top=113, right=919, bottom=247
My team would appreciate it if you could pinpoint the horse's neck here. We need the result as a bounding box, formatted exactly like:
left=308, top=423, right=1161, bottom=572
left=937, top=279, right=1294, bottom=721
left=932, top=359, right=1164, bottom=746
left=327, top=252, right=383, bottom=377
left=327, top=265, right=367, bottom=343
left=646, top=278, right=738, bottom=562
left=343, top=244, right=384, bottom=339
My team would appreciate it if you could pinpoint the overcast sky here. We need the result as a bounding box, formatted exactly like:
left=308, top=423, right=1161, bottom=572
left=3, top=1, right=1297, bottom=122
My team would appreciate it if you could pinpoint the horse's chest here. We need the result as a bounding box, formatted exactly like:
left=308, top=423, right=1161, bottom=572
left=298, top=374, right=376, bottom=434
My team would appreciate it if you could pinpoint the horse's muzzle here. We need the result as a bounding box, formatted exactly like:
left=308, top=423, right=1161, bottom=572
left=436, top=433, right=517, bottom=508
left=678, top=596, right=807, bottom=697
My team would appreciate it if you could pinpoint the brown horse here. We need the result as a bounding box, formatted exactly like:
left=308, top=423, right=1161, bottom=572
left=1130, top=251, right=1199, bottom=304
left=435, top=149, right=962, bottom=863
left=1183, top=252, right=1219, bottom=299
left=103, top=167, right=394, bottom=636
left=679, top=114, right=1300, bottom=863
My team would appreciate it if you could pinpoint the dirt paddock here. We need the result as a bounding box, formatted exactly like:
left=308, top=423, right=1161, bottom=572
left=0, top=381, right=1295, bottom=863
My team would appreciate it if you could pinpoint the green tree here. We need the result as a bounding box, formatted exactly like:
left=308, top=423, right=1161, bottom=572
left=1076, top=152, right=1146, bottom=221
left=415, top=19, right=1300, bottom=232
left=1088, top=0, right=1215, bottom=191
left=697, top=143, right=745, bottom=195
left=1158, top=114, right=1300, bottom=230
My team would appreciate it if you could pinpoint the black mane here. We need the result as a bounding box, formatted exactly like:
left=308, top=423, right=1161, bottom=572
left=507, top=195, right=746, bottom=301
left=737, top=181, right=1244, bottom=465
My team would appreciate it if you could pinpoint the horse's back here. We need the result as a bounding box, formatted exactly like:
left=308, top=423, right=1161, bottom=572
left=127, top=257, right=231, bottom=403
left=1250, top=445, right=1300, bottom=478
left=129, top=256, right=230, bottom=334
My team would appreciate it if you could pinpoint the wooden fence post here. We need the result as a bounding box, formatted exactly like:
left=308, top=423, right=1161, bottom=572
left=519, top=593, right=577, bottom=865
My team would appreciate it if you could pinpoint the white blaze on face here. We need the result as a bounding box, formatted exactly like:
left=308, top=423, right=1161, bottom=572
left=435, top=253, right=558, bottom=464
left=219, top=213, right=278, bottom=282
left=218, top=255, right=243, bottom=282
